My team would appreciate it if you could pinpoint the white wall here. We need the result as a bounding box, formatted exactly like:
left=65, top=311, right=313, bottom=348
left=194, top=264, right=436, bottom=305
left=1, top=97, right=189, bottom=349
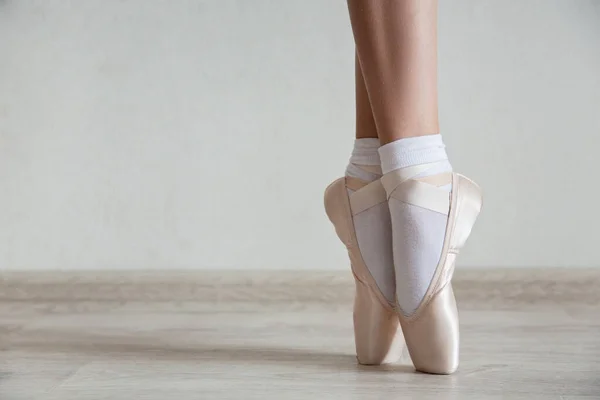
left=1, top=0, right=599, bottom=270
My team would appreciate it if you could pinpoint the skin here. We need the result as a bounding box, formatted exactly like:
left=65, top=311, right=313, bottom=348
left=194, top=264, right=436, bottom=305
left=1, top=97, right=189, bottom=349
left=355, top=52, right=379, bottom=140
left=349, top=0, right=439, bottom=144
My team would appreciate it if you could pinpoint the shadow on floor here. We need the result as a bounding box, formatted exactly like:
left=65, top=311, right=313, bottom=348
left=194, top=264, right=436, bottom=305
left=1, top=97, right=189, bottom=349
left=5, top=328, right=416, bottom=373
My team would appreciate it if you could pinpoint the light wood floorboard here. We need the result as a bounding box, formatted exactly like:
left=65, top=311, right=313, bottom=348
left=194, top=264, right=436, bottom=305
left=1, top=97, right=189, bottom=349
left=0, top=269, right=599, bottom=399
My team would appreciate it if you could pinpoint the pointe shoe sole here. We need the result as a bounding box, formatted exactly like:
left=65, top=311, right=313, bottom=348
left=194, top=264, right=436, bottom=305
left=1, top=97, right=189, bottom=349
left=324, top=177, right=404, bottom=365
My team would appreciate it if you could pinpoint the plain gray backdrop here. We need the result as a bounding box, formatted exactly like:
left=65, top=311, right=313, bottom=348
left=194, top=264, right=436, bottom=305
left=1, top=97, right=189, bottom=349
left=0, top=0, right=599, bottom=270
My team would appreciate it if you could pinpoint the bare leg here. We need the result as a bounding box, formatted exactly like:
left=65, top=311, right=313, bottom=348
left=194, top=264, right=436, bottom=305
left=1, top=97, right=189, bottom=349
left=347, top=0, right=439, bottom=144
left=354, top=52, right=378, bottom=140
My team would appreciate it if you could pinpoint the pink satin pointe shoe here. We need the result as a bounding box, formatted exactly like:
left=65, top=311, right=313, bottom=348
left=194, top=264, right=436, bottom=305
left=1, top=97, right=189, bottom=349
left=324, top=176, right=405, bottom=365
left=381, top=162, right=483, bottom=374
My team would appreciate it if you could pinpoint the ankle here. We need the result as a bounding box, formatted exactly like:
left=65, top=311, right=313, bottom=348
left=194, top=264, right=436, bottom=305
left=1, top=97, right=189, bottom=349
left=378, top=134, right=449, bottom=174
left=346, top=138, right=383, bottom=182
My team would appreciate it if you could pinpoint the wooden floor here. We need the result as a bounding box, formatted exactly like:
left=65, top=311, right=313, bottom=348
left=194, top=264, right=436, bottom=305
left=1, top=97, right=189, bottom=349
left=1, top=270, right=599, bottom=399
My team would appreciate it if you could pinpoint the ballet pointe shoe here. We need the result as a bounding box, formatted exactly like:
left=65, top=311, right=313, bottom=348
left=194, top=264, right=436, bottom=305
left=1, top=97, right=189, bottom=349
left=324, top=177, right=404, bottom=365
left=353, top=278, right=404, bottom=365
left=381, top=166, right=483, bottom=374
left=401, top=284, right=459, bottom=374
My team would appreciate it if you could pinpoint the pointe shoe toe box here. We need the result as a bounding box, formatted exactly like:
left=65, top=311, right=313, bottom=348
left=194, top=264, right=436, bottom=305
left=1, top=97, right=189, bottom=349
left=404, top=284, right=460, bottom=375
